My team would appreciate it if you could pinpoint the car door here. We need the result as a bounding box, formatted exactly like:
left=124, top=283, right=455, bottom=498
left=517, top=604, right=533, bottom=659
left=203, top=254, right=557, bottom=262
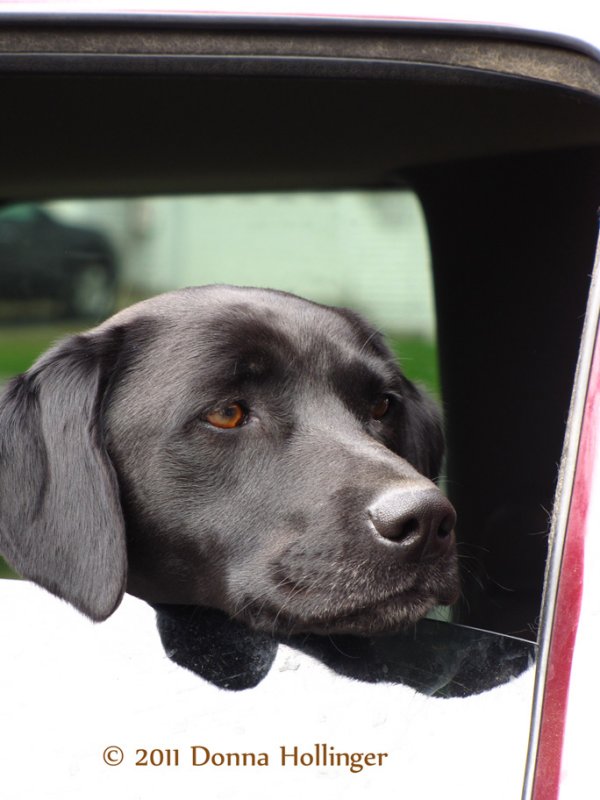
left=0, top=10, right=599, bottom=800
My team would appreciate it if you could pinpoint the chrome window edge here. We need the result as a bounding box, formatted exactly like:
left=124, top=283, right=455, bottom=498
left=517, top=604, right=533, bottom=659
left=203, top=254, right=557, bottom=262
left=521, top=224, right=600, bottom=799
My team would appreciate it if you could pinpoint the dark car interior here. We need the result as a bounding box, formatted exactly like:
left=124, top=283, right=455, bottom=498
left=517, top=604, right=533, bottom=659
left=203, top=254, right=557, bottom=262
left=1, top=16, right=600, bottom=691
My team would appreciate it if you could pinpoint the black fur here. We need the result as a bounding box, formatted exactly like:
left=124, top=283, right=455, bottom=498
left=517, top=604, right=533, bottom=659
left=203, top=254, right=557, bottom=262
left=0, top=286, right=458, bottom=642
left=0, top=334, right=126, bottom=620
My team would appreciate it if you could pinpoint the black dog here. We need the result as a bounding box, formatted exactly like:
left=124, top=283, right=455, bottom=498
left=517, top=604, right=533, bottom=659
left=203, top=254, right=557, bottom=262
left=0, top=286, right=458, bottom=645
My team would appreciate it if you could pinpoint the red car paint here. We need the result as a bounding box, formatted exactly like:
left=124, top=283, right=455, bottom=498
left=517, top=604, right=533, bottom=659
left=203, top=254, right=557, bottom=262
left=533, top=321, right=600, bottom=799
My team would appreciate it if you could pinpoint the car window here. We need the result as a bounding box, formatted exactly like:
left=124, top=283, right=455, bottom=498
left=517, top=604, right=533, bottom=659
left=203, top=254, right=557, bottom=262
left=0, top=188, right=440, bottom=568
left=0, top=189, right=439, bottom=396
left=0, top=190, right=433, bottom=575
left=0, top=186, right=535, bottom=683
left=9, top=190, right=437, bottom=376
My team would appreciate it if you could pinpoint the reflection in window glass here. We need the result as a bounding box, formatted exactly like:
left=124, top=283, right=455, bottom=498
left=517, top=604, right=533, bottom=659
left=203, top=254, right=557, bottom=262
left=0, top=190, right=438, bottom=576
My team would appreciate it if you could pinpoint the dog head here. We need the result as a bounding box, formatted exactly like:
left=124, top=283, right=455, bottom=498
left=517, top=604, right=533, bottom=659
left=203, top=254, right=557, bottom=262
left=0, top=285, right=459, bottom=635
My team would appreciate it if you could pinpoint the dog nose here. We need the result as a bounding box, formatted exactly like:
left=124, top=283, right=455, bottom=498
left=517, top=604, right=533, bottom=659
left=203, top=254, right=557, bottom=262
left=368, top=488, right=456, bottom=560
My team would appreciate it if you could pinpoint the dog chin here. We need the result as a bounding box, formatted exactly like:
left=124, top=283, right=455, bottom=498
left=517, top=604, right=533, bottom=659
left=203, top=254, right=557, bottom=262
left=238, top=588, right=458, bottom=637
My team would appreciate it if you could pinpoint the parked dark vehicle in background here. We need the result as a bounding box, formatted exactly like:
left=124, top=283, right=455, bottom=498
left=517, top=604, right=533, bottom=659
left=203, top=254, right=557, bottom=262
left=0, top=204, right=117, bottom=318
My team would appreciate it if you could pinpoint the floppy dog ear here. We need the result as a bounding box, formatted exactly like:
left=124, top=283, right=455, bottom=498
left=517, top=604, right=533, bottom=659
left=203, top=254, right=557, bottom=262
left=0, top=332, right=126, bottom=621
left=401, top=382, right=446, bottom=481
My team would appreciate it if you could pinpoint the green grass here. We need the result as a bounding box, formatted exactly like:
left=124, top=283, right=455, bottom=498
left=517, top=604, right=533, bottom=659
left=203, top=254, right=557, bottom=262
left=0, top=326, right=440, bottom=393
left=387, top=333, right=440, bottom=399
left=0, top=323, right=82, bottom=380
left=0, top=561, right=15, bottom=579
left=0, top=325, right=439, bottom=580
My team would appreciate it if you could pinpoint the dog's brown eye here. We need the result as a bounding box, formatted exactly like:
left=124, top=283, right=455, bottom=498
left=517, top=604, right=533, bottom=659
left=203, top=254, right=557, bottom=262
left=371, top=396, right=391, bottom=420
left=206, top=403, right=246, bottom=429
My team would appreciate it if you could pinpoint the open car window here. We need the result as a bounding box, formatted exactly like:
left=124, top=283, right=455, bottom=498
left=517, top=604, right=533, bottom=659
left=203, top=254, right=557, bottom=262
left=0, top=190, right=438, bottom=385
left=0, top=188, right=536, bottom=696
